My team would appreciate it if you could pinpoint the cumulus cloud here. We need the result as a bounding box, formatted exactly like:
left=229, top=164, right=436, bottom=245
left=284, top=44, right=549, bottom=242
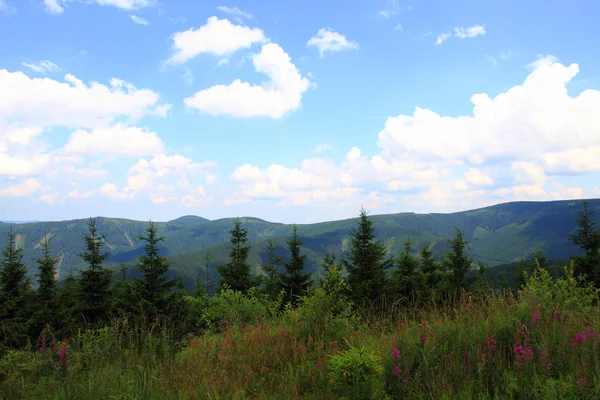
left=435, top=32, right=451, bottom=45
left=0, top=178, right=41, bottom=197
left=166, top=17, right=268, bottom=65
left=229, top=58, right=599, bottom=211
left=63, top=124, right=164, bottom=157
left=307, top=28, right=359, bottom=58
left=184, top=43, right=311, bottom=118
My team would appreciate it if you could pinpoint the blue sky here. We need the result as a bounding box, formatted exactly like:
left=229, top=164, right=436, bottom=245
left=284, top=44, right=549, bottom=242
left=1, top=0, right=599, bottom=224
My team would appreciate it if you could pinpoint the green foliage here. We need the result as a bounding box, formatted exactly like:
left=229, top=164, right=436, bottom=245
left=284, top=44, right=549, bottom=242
left=280, top=224, right=311, bottom=307
left=420, top=243, right=441, bottom=298
left=327, top=344, right=384, bottom=399
left=202, top=287, right=282, bottom=331
left=519, top=262, right=599, bottom=316
left=77, top=218, right=113, bottom=327
left=341, top=207, right=394, bottom=305
left=217, top=219, right=259, bottom=294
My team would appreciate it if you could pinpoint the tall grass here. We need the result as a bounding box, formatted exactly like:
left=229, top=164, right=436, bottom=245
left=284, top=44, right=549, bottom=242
left=1, top=266, right=599, bottom=399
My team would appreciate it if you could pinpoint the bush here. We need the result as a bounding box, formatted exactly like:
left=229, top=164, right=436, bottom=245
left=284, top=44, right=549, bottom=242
left=327, top=344, right=384, bottom=400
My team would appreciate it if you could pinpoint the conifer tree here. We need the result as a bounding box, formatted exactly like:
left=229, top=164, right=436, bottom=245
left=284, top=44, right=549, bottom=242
left=112, top=263, right=134, bottom=316
left=261, top=239, right=283, bottom=299
left=531, top=249, right=549, bottom=272
left=55, top=270, right=81, bottom=338
left=77, top=217, right=113, bottom=327
left=393, top=238, right=423, bottom=301
left=569, top=200, right=600, bottom=285
left=442, top=227, right=472, bottom=297
left=281, top=224, right=311, bottom=306
left=420, top=244, right=440, bottom=295
left=341, top=207, right=394, bottom=304
left=0, top=228, right=32, bottom=349
left=217, top=218, right=257, bottom=294
left=32, top=235, right=58, bottom=335
left=135, top=220, right=182, bottom=318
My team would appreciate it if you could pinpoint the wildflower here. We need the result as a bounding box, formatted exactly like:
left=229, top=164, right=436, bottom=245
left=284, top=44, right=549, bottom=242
left=513, top=344, right=533, bottom=369
left=532, top=313, right=541, bottom=327
left=546, top=362, right=551, bottom=372
left=393, top=366, right=403, bottom=377
left=59, top=345, right=68, bottom=364
left=420, top=336, right=427, bottom=346
left=315, top=360, right=324, bottom=372
left=576, top=376, right=588, bottom=391
left=392, top=347, right=401, bottom=360
left=448, top=363, right=455, bottom=373
left=569, top=331, right=589, bottom=347
left=485, top=337, right=497, bottom=359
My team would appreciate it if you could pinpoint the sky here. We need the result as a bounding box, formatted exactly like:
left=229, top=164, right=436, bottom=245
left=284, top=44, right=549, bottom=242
left=1, top=0, right=600, bottom=224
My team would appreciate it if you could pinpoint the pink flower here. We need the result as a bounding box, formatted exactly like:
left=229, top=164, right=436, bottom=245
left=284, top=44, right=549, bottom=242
left=448, top=363, right=455, bottom=373
left=59, top=345, right=68, bottom=364
left=315, top=360, right=324, bottom=372
left=392, top=348, right=400, bottom=360
left=420, top=336, right=428, bottom=345
left=393, top=366, right=403, bottom=377
left=576, top=376, right=588, bottom=391
left=546, top=362, right=551, bottom=372
left=532, top=313, right=541, bottom=327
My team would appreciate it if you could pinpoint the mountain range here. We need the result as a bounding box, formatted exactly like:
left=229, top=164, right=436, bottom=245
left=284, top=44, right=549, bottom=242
left=1, top=199, right=598, bottom=288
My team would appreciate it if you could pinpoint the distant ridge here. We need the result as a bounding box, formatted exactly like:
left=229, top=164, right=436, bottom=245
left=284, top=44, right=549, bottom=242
left=168, top=215, right=210, bottom=224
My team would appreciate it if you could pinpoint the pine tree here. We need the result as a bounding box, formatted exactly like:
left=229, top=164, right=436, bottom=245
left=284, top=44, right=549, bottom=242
left=217, top=218, right=257, bottom=294
left=442, top=227, right=472, bottom=298
left=569, top=200, right=600, bottom=285
left=77, top=217, right=113, bottom=327
left=281, top=224, right=311, bottom=306
left=135, top=220, right=182, bottom=319
left=32, top=234, right=58, bottom=335
left=341, top=207, right=394, bottom=305
left=55, top=270, right=81, bottom=339
left=0, top=228, right=33, bottom=349
left=393, top=238, right=424, bottom=301
left=112, top=263, right=134, bottom=317
left=261, top=239, right=283, bottom=299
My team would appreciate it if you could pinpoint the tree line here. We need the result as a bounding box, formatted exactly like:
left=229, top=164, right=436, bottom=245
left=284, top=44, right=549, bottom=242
left=1, top=202, right=599, bottom=355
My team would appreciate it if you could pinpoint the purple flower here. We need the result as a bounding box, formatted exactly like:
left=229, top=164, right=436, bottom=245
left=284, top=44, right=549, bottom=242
left=420, top=336, right=428, bottom=345
left=576, top=376, right=588, bottom=391
left=532, top=313, right=541, bottom=327
left=315, top=360, right=324, bottom=372
left=393, top=366, right=403, bottom=377
left=59, top=345, right=68, bottom=364
left=392, top=348, right=400, bottom=360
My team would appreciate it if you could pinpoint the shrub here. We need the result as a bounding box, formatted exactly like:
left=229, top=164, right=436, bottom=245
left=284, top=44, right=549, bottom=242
left=327, top=344, right=384, bottom=399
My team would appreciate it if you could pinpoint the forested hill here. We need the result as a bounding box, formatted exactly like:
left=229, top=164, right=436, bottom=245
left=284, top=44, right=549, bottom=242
left=1, top=199, right=598, bottom=283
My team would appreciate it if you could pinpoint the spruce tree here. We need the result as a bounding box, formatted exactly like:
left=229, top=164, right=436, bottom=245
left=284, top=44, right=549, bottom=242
left=217, top=218, right=257, bottom=294
left=420, top=244, right=440, bottom=295
left=0, top=228, right=32, bottom=349
left=569, top=200, right=600, bottom=285
left=442, top=227, right=472, bottom=298
left=135, top=220, right=182, bottom=318
left=281, top=224, right=311, bottom=306
left=77, top=217, right=113, bottom=327
left=393, top=238, right=423, bottom=301
left=261, top=239, right=283, bottom=299
left=33, top=235, right=58, bottom=335
left=341, top=207, right=393, bottom=305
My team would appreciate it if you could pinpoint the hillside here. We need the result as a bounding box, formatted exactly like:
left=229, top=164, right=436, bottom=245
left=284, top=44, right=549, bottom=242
left=0, top=199, right=597, bottom=285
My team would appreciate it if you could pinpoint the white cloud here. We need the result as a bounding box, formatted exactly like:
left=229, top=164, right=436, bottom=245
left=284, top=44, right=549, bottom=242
left=44, top=0, right=64, bottom=14
left=44, top=0, right=151, bottom=14
left=217, top=6, right=252, bottom=19
left=21, top=60, right=62, bottom=74
left=313, top=143, right=331, bottom=153
left=63, top=124, right=164, bottom=157
left=184, top=43, right=311, bottom=118
left=465, top=168, right=494, bottom=186
left=527, top=54, right=559, bottom=70
left=39, top=192, right=59, bottom=204
left=551, top=183, right=583, bottom=200
left=435, top=24, right=486, bottom=45
left=454, top=25, right=486, bottom=39
left=166, top=17, right=268, bottom=65
left=0, top=178, right=41, bottom=197
left=307, top=28, right=359, bottom=58
left=435, top=32, right=451, bottom=45
left=378, top=0, right=409, bottom=18
left=130, top=15, right=149, bottom=25
left=216, top=58, right=229, bottom=67
left=393, top=24, right=403, bottom=32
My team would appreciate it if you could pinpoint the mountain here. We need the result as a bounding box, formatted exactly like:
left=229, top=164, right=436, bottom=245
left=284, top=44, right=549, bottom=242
left=0, top=199, right=597, bottom=286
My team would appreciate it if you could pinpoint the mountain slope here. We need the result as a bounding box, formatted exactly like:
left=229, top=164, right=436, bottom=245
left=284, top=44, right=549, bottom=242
left=0, top=199, right=597, bottom=284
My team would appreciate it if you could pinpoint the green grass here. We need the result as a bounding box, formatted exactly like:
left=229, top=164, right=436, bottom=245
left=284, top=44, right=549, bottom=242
left=2, top=267, right=600, bottom=399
